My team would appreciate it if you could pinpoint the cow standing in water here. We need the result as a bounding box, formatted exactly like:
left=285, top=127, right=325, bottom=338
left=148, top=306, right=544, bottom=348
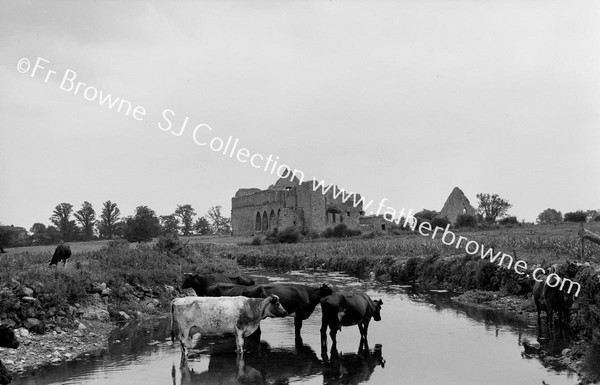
left=170, top=295, right=287, bottom=365
left=320, top=292, right=383, bottom=350
left=49, top=244, right=71, bottom=267
left=180, top=273, right=255, bottom=296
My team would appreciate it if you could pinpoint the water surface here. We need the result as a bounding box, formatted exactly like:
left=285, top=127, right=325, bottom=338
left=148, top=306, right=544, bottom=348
left=12, top=270, right=578, bottom=385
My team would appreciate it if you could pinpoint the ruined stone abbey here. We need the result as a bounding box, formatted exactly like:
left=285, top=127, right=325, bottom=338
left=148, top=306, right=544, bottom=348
left=231, top=172, right=476, bottom=236
left=231, top=172, right=364, bottom=236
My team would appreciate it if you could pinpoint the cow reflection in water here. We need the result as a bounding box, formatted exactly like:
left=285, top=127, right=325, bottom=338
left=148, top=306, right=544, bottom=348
left=173, top=340, right=385, bottom=385
left=322, top=340, right=386, bottom=385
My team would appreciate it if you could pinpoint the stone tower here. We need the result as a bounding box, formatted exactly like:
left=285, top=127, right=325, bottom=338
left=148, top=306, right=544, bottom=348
left=439, top=187, right=477, bottom=225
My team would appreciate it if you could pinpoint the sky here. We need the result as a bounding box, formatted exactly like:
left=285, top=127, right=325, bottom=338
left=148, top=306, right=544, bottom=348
left=1, top=0, right=599, bottom=230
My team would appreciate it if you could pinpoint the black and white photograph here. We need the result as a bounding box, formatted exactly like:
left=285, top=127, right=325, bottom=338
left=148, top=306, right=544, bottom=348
left=1, top=1, right=599, bottom=384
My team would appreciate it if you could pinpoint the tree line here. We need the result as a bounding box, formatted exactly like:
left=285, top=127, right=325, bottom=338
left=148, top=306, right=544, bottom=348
left=0, top=201, right=232, bottom=250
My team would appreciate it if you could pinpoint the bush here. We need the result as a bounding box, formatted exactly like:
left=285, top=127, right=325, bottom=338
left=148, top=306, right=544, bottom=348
left=154, top=233, right=189, bottom=258
left=431, top=217, right=451, bottom=229
left=275, top=227, right=301, bottom=243
left=251, top=236, right=262, bottom=246
left=595, top=215, right=600, bottom=222
left=499, top=216, right=519, bottom=225
left=266, top=227, right=301, bottom=244
left=455, top=214, right=478, bottom=228
left=564, top=211, right=588, bottom=223
left=323, top=223, right=361, bottom=238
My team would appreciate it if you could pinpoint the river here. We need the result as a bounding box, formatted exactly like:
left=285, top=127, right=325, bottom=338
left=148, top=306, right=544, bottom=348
left=11, top=269, right=578, bottom=384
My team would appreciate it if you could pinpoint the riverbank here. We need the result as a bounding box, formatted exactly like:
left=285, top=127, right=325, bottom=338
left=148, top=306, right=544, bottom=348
left=2, top=225, right=599, bottom=383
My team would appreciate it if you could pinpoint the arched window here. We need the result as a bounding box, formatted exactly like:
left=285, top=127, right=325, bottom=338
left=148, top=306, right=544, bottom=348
left=277, top=209, right=281, bottom=226
left=262, top=211, right=269, bottom=231
left=270, top=210, right=276, bottom=229
left=255, top=212, right=261, bottom=231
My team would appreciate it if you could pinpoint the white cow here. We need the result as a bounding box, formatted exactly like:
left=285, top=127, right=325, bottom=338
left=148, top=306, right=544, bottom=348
left=171, top=295, right=287, bottom=362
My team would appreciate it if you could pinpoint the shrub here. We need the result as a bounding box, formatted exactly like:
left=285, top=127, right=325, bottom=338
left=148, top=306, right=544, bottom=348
left=251, top=236, right=262, bottom=246
left=536, top=208, right=563, bottom=224
left=267, top=227, right=301, bottom=244
left=431, top=217, right=451, bottom=229
left=154, top=233, right=189, bottom=258
left=455, top=214, right=477, bottom=228
left=499, top=216, right=519, bottom=225
left=564, top=211, right=588, bottom=223
left=323, top=223, right=361, bottom=238
left=595, top=215, right=600, bottom=222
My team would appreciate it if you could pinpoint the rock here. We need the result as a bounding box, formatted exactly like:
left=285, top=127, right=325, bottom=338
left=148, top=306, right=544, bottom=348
left=21, top=296, right=37, bottom=304
left=101, top=288, right=111, bottom=297
left=522, top=339, right=541, bottom=354
left=117, top=311, right=131, bottom=321
left=51, top=357, right=62, bottom=364
left=20, top=287, right=34, bottom=297
left=77, top=322, right=87, bottom=331
left=89, top=282, right=106, bottom=294
left=561, top=348, right=571, bottom=356
left=16, top=328, right=30, bottom=338
left=23, top=318, right=43, bottom=333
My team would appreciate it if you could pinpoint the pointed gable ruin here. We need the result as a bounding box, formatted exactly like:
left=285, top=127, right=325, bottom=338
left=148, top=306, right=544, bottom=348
left=439, top=187, right=476, bottom=225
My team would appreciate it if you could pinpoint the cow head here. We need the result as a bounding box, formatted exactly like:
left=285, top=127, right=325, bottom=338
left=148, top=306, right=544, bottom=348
left=262, top=295, right=288, bottom=318
left=372, top=299, right=383, bottom=322
left=0, top=325, right=19, bottom=349
left=320, top=283, right=334, bottom=297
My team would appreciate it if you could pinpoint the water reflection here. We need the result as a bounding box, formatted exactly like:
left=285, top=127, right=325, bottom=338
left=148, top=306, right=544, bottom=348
left=173, top=339, right=386, bottom=385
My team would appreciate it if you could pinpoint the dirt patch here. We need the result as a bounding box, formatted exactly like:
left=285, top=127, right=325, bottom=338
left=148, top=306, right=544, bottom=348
left=0, top=319, right=114, bottom=375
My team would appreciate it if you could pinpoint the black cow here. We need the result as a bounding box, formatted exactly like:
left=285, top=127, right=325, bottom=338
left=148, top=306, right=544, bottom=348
left=181, top=273, right=255, bottom=296
left=205, top=283, right=267, bottom=298
left=0, top=325, right=19, bottom=385
left=533, top=276, right=567, bottom=330
left=49, top=244, right=71, bottom=267
left=320, top=292, right=383, bottom=349
left=259, top=283, right=334, bottom=341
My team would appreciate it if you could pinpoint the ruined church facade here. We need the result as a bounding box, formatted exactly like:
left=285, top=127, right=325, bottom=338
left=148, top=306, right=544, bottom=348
left=231, top=173, right=364, bottom=236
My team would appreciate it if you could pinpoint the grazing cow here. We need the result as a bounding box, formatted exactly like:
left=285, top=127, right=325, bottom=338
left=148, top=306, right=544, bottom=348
left=320, top=292, right=383, bottom=349
left=0, top=325, right=19, bottom=385
left=171, top=294, right=287, bottom=362
left=181, top=273, right=255, bottom=296
left=49, top=244, right=71, bottom=267
left=258, top=283, right=334, bottom=341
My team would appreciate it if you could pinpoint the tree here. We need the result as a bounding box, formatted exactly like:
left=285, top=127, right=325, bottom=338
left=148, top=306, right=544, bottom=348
left=174, top=204, right=196, bottom=236
left=50, top=203, right=78, bottom=241
left=30, top=223, right=53, bottom=245
left=564, top=210, right=587, bottom=223
left=160, top=214, right=180, bottom=235
left=74, top=201, right=96, bottom=241
left=0, top=225, right=28, bottom=252
left=536, top=208, right=563, bottom=224
left=123, top=206, right=161, bottom=242
left=97, top=200, right=121, bottom=239
left=476, top=193, right=512, bottom=223
left=194, top=216, right=211, bottom=235
left=455, top=214, right=478, bottom=228
left=206, top=206, right=232, bottom=235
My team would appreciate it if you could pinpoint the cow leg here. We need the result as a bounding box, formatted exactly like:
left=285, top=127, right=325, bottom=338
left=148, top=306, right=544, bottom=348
left=234, top=327, right=245, bottom=355
left=320, top=318, right=329, bottom=350
left=294, top=317, right=303, bottom=344
left=64, top=259, right=67, bottom=268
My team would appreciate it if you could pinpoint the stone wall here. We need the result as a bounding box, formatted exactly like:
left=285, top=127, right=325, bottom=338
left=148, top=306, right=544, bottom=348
left=231, top=175, right=363, bottom=236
